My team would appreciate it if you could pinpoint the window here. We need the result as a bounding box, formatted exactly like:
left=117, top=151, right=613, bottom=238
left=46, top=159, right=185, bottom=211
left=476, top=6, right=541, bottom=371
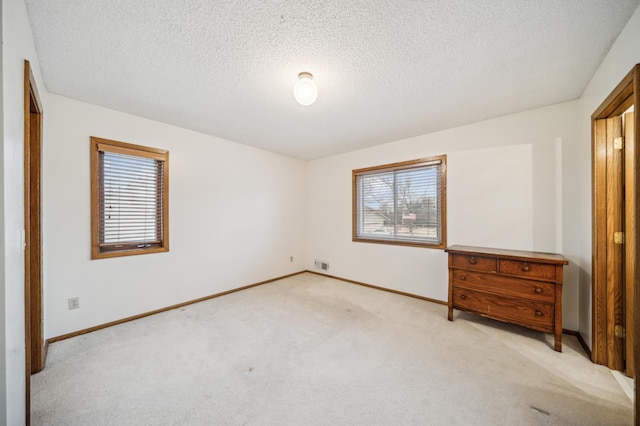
left=91, top=137, right=169, bottom=259
left=353, top=155, right=446, bottom=248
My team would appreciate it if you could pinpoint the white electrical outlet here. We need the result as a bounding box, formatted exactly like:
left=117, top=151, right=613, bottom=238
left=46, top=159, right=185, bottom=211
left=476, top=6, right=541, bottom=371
left=68, top=297, right=80, bottom=310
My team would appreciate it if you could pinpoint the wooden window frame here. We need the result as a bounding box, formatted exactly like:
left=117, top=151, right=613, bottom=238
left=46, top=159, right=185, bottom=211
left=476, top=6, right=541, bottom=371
left=91, top=137, right=169, bottom=259
left=352, top=155, right=447, bottom=249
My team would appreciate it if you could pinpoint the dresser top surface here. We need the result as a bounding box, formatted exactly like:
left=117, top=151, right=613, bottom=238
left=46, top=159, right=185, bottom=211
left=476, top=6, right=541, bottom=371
left=445, top=245, right=569, bottom=265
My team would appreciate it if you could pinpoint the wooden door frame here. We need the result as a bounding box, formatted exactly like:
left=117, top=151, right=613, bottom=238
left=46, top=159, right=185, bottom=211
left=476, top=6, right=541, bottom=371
left=591, top=63, right=640, bottom=419
left=24, top=59, right=43, bottom=424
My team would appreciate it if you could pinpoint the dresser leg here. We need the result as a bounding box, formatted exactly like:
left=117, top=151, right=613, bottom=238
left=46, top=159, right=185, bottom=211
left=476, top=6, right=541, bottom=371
left=554, top=332, right=562, bottom=352
left=448, top=307, right=453, bottom=321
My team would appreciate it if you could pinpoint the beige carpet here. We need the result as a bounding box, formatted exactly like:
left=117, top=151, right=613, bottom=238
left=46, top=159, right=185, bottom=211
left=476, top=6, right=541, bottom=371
left=31, top=273, right=632, bottom=425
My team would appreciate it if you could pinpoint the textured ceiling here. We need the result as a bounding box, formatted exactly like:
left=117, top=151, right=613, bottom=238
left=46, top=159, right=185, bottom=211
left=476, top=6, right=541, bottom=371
left=25, top=1, right=640, bottom=160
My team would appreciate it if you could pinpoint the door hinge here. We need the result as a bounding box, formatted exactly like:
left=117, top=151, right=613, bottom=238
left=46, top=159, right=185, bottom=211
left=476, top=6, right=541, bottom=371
left=614, top=231, right=625, bottom=244
left=615, top=324, right=626, bottom=339
left=614, top=137, right=624, bottom=150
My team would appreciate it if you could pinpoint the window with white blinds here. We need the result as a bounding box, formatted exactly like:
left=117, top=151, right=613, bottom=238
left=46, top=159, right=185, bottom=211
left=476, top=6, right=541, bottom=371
left=91, top=137, right=169, bottom=259
left=353, top=155, right=446, bottom=248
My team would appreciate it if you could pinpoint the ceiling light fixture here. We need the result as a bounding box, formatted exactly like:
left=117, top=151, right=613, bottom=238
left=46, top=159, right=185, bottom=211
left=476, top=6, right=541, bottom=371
left=294, top=72, right=318, bottom=106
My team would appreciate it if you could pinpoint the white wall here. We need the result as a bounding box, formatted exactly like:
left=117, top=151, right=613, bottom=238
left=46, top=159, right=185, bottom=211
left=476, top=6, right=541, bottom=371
left=575, top=5, right=640, bottom=347
left=2, top=0, right=47, bottom=423
left=43, top=94, right=307, bottom=338
left=306, top=101, right=579, bottom=329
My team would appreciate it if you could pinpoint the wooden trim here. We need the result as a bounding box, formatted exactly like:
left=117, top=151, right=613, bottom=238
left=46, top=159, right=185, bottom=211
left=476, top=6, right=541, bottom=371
left=440, top=157, right=447, bottom=249
left=632, top=68, right=640, bottom=422
left=592, top=67, right=635, bottom=120
left=592, top=118, right=609, bottom=365
left=625, top=110, right=636, bottom=378
left=562, top=329, right=592, bottom=359
left=23, top=59, right=31, bottom=426
left=352, top=155, right=447, bottom=250
left=95, top=143, right=167, bottom=161
left=93, top=136, right=168, bottom=156
left=93, top=246, right=168, bottom=259
left=90, top=139, right=99, bottom=258
left=350, top=237, right=447, bottom=250
left=90, top=136, right=169, bottom=259
left=353, top=157, right=443, bottom=175
left=305, top=270, right=448, bottom=306
left=634, top=67, right=640, bottom=424
left=47, top=271, right=306, bottom=344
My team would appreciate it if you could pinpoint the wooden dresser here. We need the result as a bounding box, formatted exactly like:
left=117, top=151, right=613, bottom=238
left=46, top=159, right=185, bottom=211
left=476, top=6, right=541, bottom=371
left=445, top=245, right=568, bottom=351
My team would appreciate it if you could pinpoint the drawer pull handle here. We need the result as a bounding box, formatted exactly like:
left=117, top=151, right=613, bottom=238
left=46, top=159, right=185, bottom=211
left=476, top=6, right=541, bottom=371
left=535, top=310, right=543, bottom=317
left=535, top=287, right=542, bottom=294
left=460, top=275, right=467, bottom=281
left=469, top=257, right=477, bottom=265
left=460, top=294, right=467, bottom=300
left=522, top=265, right=530, bottom=272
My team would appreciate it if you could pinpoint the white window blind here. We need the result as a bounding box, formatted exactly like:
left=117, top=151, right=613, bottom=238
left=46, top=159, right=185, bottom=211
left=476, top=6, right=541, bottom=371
left=99, top=150, right=164, bottom=248
left=354, top=157, right=445, bottom=247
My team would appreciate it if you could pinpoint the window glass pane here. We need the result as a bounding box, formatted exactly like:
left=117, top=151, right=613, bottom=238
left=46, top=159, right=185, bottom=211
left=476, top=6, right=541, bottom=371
left=395, top=167, right=439, bottom=242
left=360, top=172, right=394, bottom=236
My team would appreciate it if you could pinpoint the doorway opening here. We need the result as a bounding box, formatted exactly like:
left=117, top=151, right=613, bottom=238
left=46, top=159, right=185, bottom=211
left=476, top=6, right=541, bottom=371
left=591, top=63, right=639, bottom=418
left=24, top=59, right=44, bottom=424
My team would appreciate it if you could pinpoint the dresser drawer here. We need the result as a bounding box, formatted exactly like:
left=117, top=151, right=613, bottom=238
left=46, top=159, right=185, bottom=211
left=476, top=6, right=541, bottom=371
left=498, top=259, right=556, bottom=280
left=452, top=270, right=555, bottom=303
left=451, top=254, right=496, bottom=272
left=452, top=287, right=554, bottom=332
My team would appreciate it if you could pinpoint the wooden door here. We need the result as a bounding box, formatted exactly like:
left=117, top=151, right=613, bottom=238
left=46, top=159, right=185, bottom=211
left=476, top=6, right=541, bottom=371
left=593, top=111, right=636, bottom=377
left=594, top=116, right=625, bottom=371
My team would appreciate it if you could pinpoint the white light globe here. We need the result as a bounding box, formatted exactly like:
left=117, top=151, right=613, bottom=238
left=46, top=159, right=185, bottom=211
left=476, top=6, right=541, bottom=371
left=294, top=72, right=318, bottom=106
